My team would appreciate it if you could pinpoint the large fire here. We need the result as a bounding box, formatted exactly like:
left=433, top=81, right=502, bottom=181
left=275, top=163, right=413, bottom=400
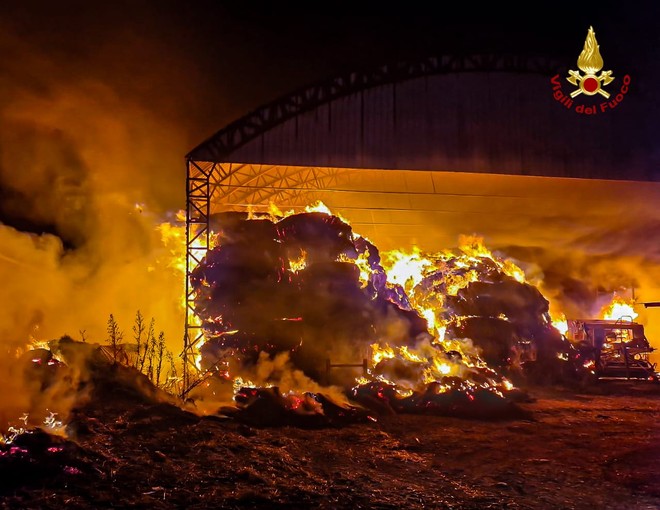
left=3, top=201, right=651, bottom=437
left=175, top=202, right=597, bottom=417
left=601, top=296, right=638, bottom=321
left=147, top=201, right=651, bottom=420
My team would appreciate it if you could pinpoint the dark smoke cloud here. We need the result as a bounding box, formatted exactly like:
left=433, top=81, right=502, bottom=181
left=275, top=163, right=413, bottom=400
left=0, top=23, right=189, bottom=336
left=0, top=9, right=213, bottom=429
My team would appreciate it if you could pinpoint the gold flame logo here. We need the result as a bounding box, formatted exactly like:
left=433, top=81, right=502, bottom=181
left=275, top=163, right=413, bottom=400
left=577, top=26, right=604, bottom=74
left=566, top=26, right=614, bottom=98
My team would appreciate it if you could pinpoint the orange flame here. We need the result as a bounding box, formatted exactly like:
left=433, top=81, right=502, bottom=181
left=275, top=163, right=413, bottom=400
left=551, top=313, right=569, bottom=335
left=601, top=296, right=638, bottom=321
left=164, top=202, right=554, bottom=394
left=381, top=247, right=431, bottom=290
left=288, top=250, right=308, bottom=273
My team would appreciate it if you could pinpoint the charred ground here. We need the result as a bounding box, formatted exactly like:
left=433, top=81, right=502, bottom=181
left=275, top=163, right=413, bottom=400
left=1, top=361, right=658, bottom=510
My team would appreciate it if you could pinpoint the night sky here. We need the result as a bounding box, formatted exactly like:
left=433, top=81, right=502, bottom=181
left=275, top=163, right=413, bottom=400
left=0, top=1, right=658, bottom=237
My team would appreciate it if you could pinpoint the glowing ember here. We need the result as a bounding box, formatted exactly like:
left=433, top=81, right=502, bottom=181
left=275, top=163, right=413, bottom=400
left=288, top=250, right=308, bottom=273
left=1, top=411, right=65, bottom=445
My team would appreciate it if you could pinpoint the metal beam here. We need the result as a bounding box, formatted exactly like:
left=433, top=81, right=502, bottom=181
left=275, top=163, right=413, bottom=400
left=182, top=159, right=211, bottom=393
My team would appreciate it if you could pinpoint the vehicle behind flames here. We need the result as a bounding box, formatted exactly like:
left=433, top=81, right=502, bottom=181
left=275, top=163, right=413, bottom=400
left=566, top=318, right=658, bottom=381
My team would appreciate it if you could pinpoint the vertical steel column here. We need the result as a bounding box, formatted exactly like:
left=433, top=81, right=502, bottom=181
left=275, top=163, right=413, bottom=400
left=183, top=159, right=212, bottom=393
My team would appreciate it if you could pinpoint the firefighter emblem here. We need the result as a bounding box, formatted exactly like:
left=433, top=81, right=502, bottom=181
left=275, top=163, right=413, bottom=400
left=566, top=26, right=614, bottom=98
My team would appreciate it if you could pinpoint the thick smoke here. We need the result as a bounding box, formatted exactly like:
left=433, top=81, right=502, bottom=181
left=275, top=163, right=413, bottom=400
left=499, top=202, right=660, bottom=357
left=1, top=6, right=658, bottom=429
left=336, top=171, right=660, bottom=361
left=0, top=20, right=193, bottom=430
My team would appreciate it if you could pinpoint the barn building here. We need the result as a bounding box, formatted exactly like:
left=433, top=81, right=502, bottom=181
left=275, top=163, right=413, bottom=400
left=182, top=54, right=659, bottom=386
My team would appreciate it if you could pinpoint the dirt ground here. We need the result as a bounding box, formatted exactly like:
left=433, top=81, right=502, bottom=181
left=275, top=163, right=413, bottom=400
left=2, top=380, right=659, bottom=509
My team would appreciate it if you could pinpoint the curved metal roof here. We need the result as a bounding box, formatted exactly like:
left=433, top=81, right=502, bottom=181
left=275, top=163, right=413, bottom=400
left=188, top=53, right=657, bottom=181
left=187, top=54, right=563, bottom=159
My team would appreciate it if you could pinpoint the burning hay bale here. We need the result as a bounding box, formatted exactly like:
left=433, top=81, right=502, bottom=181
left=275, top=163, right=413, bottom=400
left=189, top=208, right=587, bottom=421
left=443, top=278, right=577, bottom=379
left=192, top=212, right=428, bottom=383
left=408, top=247, right=585, bottom=384
left=351, top=380, right=530, bottom=420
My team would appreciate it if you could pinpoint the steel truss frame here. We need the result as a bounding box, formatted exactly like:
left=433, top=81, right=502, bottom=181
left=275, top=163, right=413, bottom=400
left=183, top=160, right=210, bottom=392
left=183, top=161, right=343, bottom=391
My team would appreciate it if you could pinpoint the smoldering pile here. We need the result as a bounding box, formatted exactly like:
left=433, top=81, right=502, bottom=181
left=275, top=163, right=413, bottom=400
left=0, top=429, right=96, bottom=493
left=190, top=210, right=586, bottom=423
left=0, top=338, right=199, bottom=500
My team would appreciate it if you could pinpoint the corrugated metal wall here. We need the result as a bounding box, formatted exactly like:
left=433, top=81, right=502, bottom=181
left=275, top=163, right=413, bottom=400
left=226, top=72, right=653, bottom=181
